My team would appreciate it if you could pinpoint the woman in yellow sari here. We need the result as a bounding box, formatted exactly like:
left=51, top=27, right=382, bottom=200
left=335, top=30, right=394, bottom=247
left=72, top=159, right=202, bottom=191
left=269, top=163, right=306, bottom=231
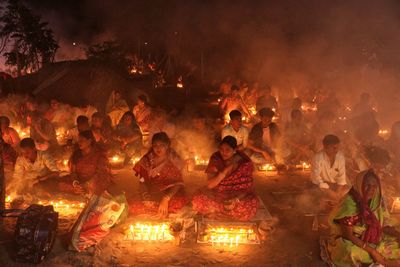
left=327, top=170, right=400, bottom=266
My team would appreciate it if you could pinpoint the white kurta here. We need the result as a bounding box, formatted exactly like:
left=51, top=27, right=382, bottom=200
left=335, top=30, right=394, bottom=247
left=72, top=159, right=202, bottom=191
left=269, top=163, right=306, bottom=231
left=311, top=150, right=347, bottom=186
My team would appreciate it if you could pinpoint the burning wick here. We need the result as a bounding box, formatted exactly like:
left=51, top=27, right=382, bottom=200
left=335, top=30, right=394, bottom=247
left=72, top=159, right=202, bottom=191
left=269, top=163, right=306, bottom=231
left=378, top=129, right=389, bottom=137
left=110, top=155, right=123, bottom=164
left=249, top=107, right=257, bottom=116
left=130, top=157, right=140, bottom=165
left=126, top=222, right=174, bottom=241
left=259, top=164, right=276, bottom=172
left=194, top=156, right=209, bottom=166
left=177, top=76, right=184, bottom=88
left=206, top=227, right=258, bottom=247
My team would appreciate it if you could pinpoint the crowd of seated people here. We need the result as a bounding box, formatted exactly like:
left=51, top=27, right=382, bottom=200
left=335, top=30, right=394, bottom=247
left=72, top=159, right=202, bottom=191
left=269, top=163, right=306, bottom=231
left=2, top=80, right=400, bottom=265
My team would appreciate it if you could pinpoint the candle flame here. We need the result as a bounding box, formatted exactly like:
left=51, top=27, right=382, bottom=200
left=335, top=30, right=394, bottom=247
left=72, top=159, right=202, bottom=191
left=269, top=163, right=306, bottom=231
left=126, top=222, right=174, bottom=241
left=205, top=226, right=258, bottom=246
left=259, top=164, right=277, bottom=171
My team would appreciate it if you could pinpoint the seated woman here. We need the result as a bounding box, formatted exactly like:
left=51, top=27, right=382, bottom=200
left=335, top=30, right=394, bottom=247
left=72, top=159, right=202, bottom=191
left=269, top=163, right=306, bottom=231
left=132, top=94, right=152, bottom=134
left=113, top=111, right=142, bottom=162
left=0, top=116, right=20, bottom=148
left=327, top=170, right=400, bottom=267
left=129, top=132, right=188, bottom=218
left=58, top=130, right=112, bottom=195
left=106, top=90, right=130, bottom=128
left=192, top=136, right=259, bottom=221
left=91, top=112, right=112, bottom=147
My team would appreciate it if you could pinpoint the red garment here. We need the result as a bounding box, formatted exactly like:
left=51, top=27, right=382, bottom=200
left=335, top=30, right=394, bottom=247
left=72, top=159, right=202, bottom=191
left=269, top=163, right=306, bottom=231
left=349, top=185, right=382, bottom=245
left=192, top=151, right=259, bottom=221
left=129, top=149, right=188, bottom=215
left=71, top=147, right=112, bottom=193
left=1, top=143, right=17, bottom=165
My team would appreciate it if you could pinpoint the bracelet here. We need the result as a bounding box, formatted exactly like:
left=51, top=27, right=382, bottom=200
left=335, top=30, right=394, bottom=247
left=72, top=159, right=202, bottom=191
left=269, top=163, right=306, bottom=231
left=362, top=242, right=367, bottom=249
left=163, top=195, right=171, bottom=201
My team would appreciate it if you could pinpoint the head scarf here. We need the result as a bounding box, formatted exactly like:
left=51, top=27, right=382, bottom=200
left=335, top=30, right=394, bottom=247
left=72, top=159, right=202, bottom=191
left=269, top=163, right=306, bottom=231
left=349, top=169, right=382, bottom=244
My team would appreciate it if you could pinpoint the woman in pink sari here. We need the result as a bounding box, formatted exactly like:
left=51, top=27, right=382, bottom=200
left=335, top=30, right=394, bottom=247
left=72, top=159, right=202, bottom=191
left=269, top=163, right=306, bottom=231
left=192, top=136, right=259, bottom=221
left=129, top=132, right=188, bottom=217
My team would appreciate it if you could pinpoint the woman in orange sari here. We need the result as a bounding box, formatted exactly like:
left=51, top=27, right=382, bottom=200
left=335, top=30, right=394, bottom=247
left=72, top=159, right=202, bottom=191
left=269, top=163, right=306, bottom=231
left=129, top=132, right=188, bottom=218
left=192, top=136, right=259, bottom=221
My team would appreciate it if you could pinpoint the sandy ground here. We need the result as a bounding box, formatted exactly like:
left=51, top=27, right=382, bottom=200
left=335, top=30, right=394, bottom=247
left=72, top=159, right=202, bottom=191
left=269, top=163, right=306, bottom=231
left=0, top=167, right=333, bottom=267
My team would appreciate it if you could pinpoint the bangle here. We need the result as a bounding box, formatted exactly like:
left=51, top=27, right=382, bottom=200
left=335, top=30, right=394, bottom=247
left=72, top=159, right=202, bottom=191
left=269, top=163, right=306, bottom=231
left=163, top=195, right=171, bottom=201
left=362, top=242, right=367, bottom=249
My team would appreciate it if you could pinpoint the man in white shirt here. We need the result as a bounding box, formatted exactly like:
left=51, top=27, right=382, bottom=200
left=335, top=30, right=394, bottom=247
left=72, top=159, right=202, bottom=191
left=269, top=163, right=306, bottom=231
left=11, top=138, right=60, bottom=194
left=311, top=134, right=347, bottom=191
left=221, top=110, right=249, bottom=150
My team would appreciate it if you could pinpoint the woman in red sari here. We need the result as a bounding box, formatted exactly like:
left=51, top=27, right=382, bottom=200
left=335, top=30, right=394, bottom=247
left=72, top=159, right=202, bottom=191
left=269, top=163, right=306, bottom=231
left=129, top=132, right=188, bottom=218
left=58, top=130, right=112, bottom=195
left=192, top=135, right=259, bottom=221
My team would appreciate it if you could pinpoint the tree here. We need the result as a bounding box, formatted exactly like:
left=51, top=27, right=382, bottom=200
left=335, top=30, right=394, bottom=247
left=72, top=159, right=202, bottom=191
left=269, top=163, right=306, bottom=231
left=85, top=41, right=131, bottom=74
left=0, top=0, right=58, bottom=76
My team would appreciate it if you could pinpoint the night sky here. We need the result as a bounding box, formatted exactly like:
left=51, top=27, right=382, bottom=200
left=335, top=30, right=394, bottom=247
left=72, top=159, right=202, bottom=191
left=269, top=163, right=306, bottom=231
left=3, top=0, right=400, bottom=83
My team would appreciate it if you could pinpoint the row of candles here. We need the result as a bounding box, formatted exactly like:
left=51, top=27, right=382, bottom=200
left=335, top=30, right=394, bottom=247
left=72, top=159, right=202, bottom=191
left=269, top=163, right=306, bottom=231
left=206, top=227, right=258, bottom=246
left=125, top=222, right=258, bottom=246
left=5, top=196, right=85, bottom=217
left=258, top=162, right=311, bottom=172
left=126, top=222, right=174, bottom=242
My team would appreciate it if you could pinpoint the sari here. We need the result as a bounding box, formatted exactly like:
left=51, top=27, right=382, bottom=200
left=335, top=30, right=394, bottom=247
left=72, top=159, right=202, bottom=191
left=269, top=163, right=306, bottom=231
left=192, top=151, right=259, bottom=221
left=67, top=147, right=113, bottom=195
left=129, top=149, right=188, bottom=215
left=327, top=170, right=400, bottom=266
left=106, top=91, right=130, bottom=127
left=133, top=104, right=152, bottom=133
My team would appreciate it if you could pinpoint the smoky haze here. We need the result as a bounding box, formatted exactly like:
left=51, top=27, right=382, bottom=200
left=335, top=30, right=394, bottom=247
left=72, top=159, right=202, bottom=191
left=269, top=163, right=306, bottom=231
left=25, top=0, right=400, bottom=119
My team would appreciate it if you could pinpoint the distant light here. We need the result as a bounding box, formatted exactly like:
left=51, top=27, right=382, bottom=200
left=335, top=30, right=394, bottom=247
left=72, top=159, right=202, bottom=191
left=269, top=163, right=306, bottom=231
left=72, top=42, right=76, bottom=46
left=144, top=42, right=148, bottom=45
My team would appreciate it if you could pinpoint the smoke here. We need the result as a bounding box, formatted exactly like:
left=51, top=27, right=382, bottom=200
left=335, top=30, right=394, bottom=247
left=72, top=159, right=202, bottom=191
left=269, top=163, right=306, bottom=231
left=22, top=0, right=400, bottom=124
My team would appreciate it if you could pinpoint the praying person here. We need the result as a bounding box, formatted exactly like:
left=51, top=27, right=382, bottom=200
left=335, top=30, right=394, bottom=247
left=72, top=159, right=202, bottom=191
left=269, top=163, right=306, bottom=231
left=114, top=111, right=142, bottom=161
left=311, top=134, right=347, bottom=190
left=327, top=170, right=400, bottom=266
left=256, top=85, right=278, bottom=112
left=106, top=90, right=130, bottom=127
left=0, top=116, right=20, bottom=148
left=59, top=130, right=112, bottom=195
left=221, top=110, right=249, bottom=150
left=132, top=94, right=152, bottom=134
left=129, top=132, right=188, bottom=218
left=66, top=115, right=91, bottom=144
left=29, top=109, right=58, bottom=152
left=91, top=112, right=112, bottom=146
left=192, top=136, right=259, bottom=221
left=247, top=108, right=280, bottom=163
left=284, top=109, right=313, bottom=163
left=11, top=138, right=60, bottom=194
left=220, top=85, right=250, bottom=123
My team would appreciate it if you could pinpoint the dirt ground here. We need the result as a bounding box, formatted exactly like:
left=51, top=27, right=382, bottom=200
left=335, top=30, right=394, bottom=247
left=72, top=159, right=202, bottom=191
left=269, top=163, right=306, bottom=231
left=0, top=166, right=333, bottom=267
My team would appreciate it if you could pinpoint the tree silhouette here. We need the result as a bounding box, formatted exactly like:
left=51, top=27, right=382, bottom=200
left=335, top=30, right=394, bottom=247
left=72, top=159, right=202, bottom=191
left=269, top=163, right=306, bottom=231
left=0, top=0, right=58, bottom=76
